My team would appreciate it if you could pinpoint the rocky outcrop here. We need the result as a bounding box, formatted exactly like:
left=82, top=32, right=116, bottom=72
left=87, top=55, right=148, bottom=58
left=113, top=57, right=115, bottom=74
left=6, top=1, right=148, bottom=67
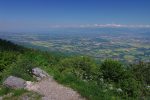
left=3, top=68, right=50, bottom=89
left=32, top=68, right=49, bottom=81
left=3, top=76, right=26, bottom=89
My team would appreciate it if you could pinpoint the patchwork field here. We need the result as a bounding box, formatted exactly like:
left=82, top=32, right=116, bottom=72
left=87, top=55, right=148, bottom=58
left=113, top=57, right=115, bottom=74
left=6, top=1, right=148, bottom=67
left=0, top=28, right=150, bottom=63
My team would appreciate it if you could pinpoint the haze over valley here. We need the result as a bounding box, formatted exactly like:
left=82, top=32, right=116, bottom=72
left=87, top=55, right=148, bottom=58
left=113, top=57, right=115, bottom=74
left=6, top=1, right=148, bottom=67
left=0, top=27, right=150, bottom=63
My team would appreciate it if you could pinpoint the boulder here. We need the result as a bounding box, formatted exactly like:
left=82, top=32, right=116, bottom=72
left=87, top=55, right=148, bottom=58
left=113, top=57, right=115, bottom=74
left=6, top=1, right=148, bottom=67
left=32, top=68, right=49, bottom=80
left=3, top=76, right=26, bottom=89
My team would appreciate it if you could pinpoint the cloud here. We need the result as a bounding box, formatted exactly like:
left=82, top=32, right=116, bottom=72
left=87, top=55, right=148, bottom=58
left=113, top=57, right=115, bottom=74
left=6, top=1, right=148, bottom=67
left=80, top=24, right=150, bottom=28
left=49, top=24, right=150, bottom=28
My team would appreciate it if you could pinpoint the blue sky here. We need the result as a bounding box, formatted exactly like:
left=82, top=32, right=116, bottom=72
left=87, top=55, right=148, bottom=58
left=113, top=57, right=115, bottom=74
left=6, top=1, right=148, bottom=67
left=0, top=0, right=150, bottom=32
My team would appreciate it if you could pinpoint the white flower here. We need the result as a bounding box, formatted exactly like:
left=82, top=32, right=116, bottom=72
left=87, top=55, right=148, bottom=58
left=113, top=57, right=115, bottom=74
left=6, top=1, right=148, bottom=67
left=147, top=86, right=150, bottom=89
left=99, top=78, right=104, bottom=83
left=103, top=89, right=107, bottom=92
left=116, top=88, right=123, bottom=92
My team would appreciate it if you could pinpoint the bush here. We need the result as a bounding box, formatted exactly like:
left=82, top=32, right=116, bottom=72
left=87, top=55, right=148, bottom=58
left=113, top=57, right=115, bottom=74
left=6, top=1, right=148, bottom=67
left=0, top=51, right=18, bottom=72
left=130, top=62, right=150, bottom=85
left=58, top=56, right=98, bottom=81
left=0, top=58, right=36, bottom=82
left=119, top=78, right=141, bottom=97
left=100, top=59, right=125, bottom=82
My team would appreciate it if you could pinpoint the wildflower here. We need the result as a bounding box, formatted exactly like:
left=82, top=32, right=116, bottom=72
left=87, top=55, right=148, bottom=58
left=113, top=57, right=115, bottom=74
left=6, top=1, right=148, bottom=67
left=108, top=84, right=113, bottom=90
left=103, top=89, right=107, bottom=92
left=99, top=78, right=104, bottom=83
left=147, top=86, right=150, bottom=89
left=116, top=88, right=123, bottom=93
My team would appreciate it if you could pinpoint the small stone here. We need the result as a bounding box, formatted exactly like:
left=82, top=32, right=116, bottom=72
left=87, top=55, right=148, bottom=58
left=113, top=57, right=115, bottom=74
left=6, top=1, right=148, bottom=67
left=36, top=77, right=42, bottom=81
left=3, top=76, right=26, bottom=89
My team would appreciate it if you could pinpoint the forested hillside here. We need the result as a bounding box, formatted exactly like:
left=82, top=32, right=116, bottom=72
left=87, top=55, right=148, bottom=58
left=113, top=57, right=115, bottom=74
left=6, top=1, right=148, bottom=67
left=0, top=39, right=149, bottom=100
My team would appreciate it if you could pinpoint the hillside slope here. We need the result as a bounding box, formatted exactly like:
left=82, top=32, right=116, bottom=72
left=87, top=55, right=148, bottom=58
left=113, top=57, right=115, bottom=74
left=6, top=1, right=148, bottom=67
left=0, top=39, right=149, bottom=100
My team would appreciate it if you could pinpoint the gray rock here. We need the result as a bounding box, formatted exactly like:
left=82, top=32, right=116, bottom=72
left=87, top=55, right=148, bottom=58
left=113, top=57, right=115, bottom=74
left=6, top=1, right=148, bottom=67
left=32, top=68, right=49, bottom=80
left=3, top=76, right=26, bottom=89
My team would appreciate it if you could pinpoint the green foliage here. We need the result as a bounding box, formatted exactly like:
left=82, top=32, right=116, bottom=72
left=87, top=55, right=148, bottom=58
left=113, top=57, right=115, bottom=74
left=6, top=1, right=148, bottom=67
left=0, top=39, right=25, bottom=52
left=1, top=88, right=41, bottom=100
left=100, top=59, right=125, bottom=82
left=0, top=86, right=27, bottom=97
left=11, top=89, right=28, bottom=97
left=0, top=56, right=36, bottom=83
left=57, top=56, right=98, bottom=81
left=53, top=70, right=116, bottom=100
left=0, top=87, right=12, bottom=96
left=119, top=78, right=141, bottom=97
left=130, top=62, right=150, bottom=85
left=8, top=59, right=35, bottom=81
left=129, top=62, right=150, bottom=97
left=100, top=59, right=144, bottom=97
left=0, top=51, right=18, bottom=72
left=0, top=39, right=149, bottom=99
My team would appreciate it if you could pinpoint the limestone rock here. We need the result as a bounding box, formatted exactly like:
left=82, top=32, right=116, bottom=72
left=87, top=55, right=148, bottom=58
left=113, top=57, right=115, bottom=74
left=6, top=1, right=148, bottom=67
left=32, top=68, right=49, bottom=80
left=3, top=76, right=26, bottom=89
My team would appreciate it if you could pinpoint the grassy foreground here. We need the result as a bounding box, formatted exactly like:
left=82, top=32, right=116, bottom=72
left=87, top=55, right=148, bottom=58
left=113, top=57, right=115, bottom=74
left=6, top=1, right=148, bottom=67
left=0, top=39, right=150, bottom=100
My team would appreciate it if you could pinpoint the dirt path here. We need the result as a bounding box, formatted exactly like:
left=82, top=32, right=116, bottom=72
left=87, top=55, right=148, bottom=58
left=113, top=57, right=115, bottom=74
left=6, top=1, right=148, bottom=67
left=26, top=77, right=85, bottom=100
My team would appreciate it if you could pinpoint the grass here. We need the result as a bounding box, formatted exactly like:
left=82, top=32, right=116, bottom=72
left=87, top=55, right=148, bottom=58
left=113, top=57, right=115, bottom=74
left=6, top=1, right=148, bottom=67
left=3, top=91, right=42, bottom=100
left=0, top=86, right=41, bottom=100
left=0, top=87, right=11, bottom=96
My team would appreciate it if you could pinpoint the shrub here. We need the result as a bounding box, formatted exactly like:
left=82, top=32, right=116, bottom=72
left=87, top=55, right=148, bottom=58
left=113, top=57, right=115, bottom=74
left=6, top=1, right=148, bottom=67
left=0, top=51, right=18, bottom=72
left=5, top=58, right=36, bottom=81
left=58, top=56, right=98, bottom=81
left=130, top=62, right=150, bottom=85
left=119, top=78, right=141, bottom=97
left=100, top=59, right=125, bottom=82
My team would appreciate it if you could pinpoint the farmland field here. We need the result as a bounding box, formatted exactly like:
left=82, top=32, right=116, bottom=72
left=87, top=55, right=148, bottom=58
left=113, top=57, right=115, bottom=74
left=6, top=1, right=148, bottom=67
left=0, top=28, right=150, bottom=63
